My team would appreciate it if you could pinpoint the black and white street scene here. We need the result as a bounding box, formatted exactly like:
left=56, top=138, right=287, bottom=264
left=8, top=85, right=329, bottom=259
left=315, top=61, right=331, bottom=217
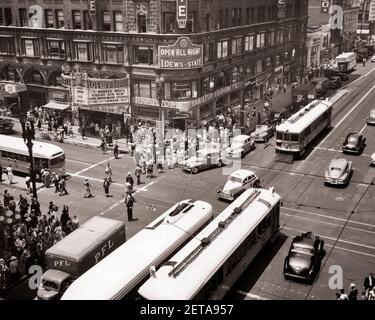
left=0, top=0, right=375, bottom=302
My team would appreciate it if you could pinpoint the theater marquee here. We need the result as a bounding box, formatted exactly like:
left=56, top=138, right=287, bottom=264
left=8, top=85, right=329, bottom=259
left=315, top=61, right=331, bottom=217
left=158, top=37, right=203, bottom=70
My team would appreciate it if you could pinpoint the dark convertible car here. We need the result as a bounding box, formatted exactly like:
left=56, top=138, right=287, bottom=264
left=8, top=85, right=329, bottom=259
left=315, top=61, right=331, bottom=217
left=283, top=232, right=324, bottom=284
left=342, top=133, right=366, bottom=154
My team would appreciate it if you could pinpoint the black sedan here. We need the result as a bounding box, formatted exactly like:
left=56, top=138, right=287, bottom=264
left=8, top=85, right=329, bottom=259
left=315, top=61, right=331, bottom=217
left=337, top=72, right=349, bottom=81
left=284, top=232, right=324, bottom=284
left=342, top=133, right=366, bottom=154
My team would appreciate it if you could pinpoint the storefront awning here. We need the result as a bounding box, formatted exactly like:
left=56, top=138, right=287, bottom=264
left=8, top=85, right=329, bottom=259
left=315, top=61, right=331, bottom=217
left=42, top=102, right=70, bottom=111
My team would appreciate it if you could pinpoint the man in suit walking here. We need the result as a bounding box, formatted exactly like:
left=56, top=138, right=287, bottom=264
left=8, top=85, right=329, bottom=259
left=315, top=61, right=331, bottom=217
left=363, top=272, right=375, bottom=299
left=125, top=192, right=137, bottom=222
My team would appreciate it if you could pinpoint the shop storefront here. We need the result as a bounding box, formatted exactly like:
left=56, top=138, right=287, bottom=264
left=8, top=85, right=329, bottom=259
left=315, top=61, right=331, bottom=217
left=41, top=88, right=71, bottom=125
left=22, top=85, right=47, bottom=109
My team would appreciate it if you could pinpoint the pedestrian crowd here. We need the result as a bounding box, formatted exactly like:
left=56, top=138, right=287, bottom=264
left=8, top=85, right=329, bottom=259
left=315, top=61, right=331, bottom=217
left=0, top=189, right=79, bottom=292
left=336, top=273, right=375, bottom=300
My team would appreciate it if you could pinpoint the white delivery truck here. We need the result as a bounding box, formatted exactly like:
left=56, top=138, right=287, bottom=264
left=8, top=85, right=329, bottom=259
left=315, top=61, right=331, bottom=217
left=36, top=216, right=126, bottom=300
left=335, top=52, right=356, bottom=73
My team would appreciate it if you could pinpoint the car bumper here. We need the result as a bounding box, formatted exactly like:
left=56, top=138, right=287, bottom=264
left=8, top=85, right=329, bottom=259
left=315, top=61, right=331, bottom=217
left=217, top=191, right=235, bottom=201
left=370, top=159, right=375, bottom=166
left=367, top=119, right=375, bottom=125
left=342, top=148, right=360, bottom=154
left=284, top=270, right=311, bottom=281
left=181, top=166, right=193, bottom=172
left=252, top=137, right=266, bottom=142
left=324, top=178, right=346, bottom=185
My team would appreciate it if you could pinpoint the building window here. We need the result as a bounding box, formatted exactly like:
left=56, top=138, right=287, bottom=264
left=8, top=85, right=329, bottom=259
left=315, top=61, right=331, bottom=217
left=1, top=66, right=20, bottom=82
left=256, top=33, right=265, bottom=48
left=203, top=43, right=213, bottom=62
left=22, top=39, right=40, bottom=57
left=231, top=67, right=239, bottom=83
left=187, top=12, right=195, bottom=32
left=4, top=8, right=12, bottom=26
left=134, top=46, right=153, bottom=65
left=103, top=44, right=124, bottom=64
left=277, top=29, right=284, bottom=44
left=238, top=8, right=242, bottom=26
left=56, top=10, right=64, bottom=28
left=246, top=8, right=250, bottom=25
left=205, top=14, right=210, bottom=31
left=27, top=71, right=44, bottom=85
left=232, top=9, right=237, bottom=27
left=74, top=42, right=93, bottom=61
left=163, top=12, right=175, bottom=33
left=137, top=13, right=147, bottom=33
left=45, top=10, right=54, bottom=28
left=19, top=8, right=28, bottom=27
left=266, top=57, right=272, bottom=68
left=244, top=35, right=254, bottom=51
left=47, top=40, right=66, bottom=58
left=216, top=71, right=227, bottom=88
left=251, top=7, right=255, bottom=24
left=0, top=8, right=3, bottom=25
left=114, top=12, right=123, bottom=31
left=83, top=10, right=92, bottom=30
left=217, top=40, right=228, bottom=59
left=202, top=76, right=215, bottom=95
left=225, top=9, right=229, bottom=28
left=72, top=10, right=82, bottom=29
left=256, top=59, right=263, bottom=73
left=171, top=81, right=197, bottom=100
left=102, top=11, right=111, bottom=31
left=231, top=38, right=242, bottom=55
left=0, top=37, right=16, bottom=55
left=134, top=81, right=156, bottom=99
left=269, top=30, right=275, bottom=46
left=218, top=10, right=223, bottom=29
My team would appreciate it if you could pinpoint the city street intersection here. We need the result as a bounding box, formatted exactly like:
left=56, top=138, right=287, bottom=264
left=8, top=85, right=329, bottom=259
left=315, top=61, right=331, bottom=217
left=1, top=65, right=375, bottom=300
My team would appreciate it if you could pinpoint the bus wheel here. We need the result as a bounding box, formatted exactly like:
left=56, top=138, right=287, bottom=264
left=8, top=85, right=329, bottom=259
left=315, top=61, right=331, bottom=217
left=192, top=167, right=199, bottom=174
left=217, top=160, right=223, bottom=167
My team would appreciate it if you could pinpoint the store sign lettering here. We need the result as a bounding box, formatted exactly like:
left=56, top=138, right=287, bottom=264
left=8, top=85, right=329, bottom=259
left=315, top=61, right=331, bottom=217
left=159, top=37, right=203, bottom=70
left=176, top=0, right=187, bottom=29
left=89, top=88, right=129, bottom=105
left=52, top=92, right=67, bottom=101
left=321, top=0, right=330, bottom=13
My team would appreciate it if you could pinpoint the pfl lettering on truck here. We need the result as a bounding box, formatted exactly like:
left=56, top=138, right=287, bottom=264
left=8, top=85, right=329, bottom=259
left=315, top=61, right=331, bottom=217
left=36, top=216, right=126, bottom=300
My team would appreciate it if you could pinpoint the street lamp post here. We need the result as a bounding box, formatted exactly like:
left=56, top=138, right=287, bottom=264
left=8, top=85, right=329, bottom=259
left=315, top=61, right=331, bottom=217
left=18, top=108, right=38, bottom=201
left=155, top=76, right=165, bottom=163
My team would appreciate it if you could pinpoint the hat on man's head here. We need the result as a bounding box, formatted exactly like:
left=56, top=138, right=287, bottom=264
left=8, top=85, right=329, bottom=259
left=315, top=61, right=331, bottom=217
left=350, top=283, right=356, bottom=288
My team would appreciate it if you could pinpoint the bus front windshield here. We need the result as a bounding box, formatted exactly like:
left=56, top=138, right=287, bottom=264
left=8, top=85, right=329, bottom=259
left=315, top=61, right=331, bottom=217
left=50, top=154, right=65, bottom=166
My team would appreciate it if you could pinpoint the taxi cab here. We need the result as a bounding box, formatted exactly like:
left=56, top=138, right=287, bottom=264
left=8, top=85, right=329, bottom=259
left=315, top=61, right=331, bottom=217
left=217, top=169, right=260, bottom=201
left=225, top=134, right=255, bottom=159
left=181, top=147, right=224, bottom=174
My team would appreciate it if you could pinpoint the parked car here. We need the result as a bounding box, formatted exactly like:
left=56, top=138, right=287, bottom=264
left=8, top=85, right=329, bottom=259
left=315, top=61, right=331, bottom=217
left=217, top=169, right=260, bottom=201
left=342, top=133, right=366, bottom=154
left=371, top=55, right=375, bottom=63
left=283, top=231, right=324, bottom=284
left=250, top=124, right=275, bottom=143
left=225, top=134, right=255, bottom=159
left=370, top=152, right=375, bottom=166
left=329, top=76, right=342, bottom=89
left=324, top=158, right=352, bottom=186
left=180, top=147, right=224, bottom=174
left=367, top=108, right=375, bottom=125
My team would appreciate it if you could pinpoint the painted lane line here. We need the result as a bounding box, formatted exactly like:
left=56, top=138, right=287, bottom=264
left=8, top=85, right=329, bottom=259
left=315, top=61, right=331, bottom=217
left=70, top=156, right=115, bottom=177
left=99, top=180, right=157, bottom=216
left=307, top=81, right=375, bottom=160
left=358, top=122, right=368, bottom=135
left=66, top=159, right=93, bottom=165
left=314, top=147, right=371, bottom=157
left=235, top=290, right=269, bottom=300
left=282, top=207, right=375, bottom=229
left=341, top=66, right=375, bottom=90
left=281, top=212, right=375, bottom=235
left=324, top=244, right=375, bottom=258
left=282, top=226, right=375, bottom=251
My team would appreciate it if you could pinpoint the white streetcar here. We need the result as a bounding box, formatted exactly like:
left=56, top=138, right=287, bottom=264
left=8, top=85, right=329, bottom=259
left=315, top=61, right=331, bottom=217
left=61, top=199, right=213, bottom=300
left=138, top=188, right=281, bottom=300
left=275, top=100, right=332, bottom=158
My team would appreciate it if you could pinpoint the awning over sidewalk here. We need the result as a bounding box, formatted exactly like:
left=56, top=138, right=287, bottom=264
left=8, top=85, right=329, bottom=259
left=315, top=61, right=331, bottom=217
left=42, top=102, right=71, bottom=111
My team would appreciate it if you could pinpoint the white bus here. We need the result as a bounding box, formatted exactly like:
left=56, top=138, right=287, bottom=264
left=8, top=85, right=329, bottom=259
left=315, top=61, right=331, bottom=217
left=0, top=134, right=65, bottom=178
left=275, top=100, right=332, bottom=158
left=61, top=199, right=213, bottom=300
left=138, top=188, right=281, bottom=300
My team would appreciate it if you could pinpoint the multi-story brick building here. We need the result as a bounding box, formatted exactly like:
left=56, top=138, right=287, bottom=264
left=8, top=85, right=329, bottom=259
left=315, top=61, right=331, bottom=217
left=0, top=0, right=308, bottom=133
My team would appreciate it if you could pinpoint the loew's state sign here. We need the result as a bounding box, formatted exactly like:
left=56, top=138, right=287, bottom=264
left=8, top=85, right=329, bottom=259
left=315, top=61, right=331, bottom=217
left=159, top=37, right=203, bottom=70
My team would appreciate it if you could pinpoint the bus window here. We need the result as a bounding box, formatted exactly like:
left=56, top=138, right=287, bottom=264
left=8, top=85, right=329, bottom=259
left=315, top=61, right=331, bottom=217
left=41, top=159, right=48, bottom=168
left=18, top=155, right=27, bottom=162
left=291, top=134, right=299, bottom=142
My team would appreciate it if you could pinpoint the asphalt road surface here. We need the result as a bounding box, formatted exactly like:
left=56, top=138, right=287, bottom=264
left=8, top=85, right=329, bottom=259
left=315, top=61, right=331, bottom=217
left=1, top=64, right=375, bottom=300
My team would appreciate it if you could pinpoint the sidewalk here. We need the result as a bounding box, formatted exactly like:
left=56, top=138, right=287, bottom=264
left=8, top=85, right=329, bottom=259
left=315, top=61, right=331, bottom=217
left=10, top=120, right=130, bottom=153
left=0, top=174, right=44, bottom=192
